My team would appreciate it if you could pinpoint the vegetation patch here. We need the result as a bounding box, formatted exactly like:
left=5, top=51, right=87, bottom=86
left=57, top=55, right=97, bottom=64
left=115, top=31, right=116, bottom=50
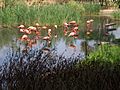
left=0, top=46, right=120, bottom=90
left=0, top=1, right=101, bottom=27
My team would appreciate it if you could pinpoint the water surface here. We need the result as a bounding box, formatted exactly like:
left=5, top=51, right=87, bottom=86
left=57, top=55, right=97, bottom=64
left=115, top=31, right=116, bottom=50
left=0, top=16, right=120, bottom=65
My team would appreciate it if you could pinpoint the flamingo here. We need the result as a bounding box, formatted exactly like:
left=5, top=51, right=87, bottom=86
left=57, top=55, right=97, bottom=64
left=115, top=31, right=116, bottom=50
left=18, top=25, right=25, bottom=29
left=48, top=29, right=51, bottom=36
left=87, top=20, right=90, bottom=24
left=35, top=23, right=40, bottom=27
left=54, top=34, right=57, bottom=38
left=42, top=26, right=47, bottom=29
left=42, top=29, right=51, bottom=41
left=73, top=23, right=79, bottom=27
left=68, top=32, right=76, bottom=37
left=43, top=36, right=50, bottom=40
left=73, top=26, right=78, bottom=30
left=19, top=29, right=25, bottom=33
left=24, top=29, right=31, bottom=34
left=28, top=26, right=37, bottom=32
left=89, top=19, right=94, bottom=22
left=64, top=29, right=68, bottom=36
left=35, top=23, right=41, bottom=30
left=54, top=25, right=57, bottom=28
left=69, top=21, right=76, bottom=25
left=18, top=25, right=26, bottom=33
left=19, top=28, right=31, bottom=34
left=86, top=31, right=91, bottom=35
left=19, top=34, right=30, bottom=41
left=68, top=28, right=77, bottom=37
left=89, top=19, right=94, bottom=32
left=64, top=22, right=69, bottom=29
left=86, top=19, right=94, bottom=32
left=35, top=31, right=40, bottom=36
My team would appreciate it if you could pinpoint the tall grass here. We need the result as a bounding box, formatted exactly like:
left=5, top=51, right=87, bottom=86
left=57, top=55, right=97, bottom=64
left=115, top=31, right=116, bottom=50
left=0, top=1, right=101, bottom=27
left=88, top=44, right=120, bottom=63
left=83, top=2, right=101, bottom=15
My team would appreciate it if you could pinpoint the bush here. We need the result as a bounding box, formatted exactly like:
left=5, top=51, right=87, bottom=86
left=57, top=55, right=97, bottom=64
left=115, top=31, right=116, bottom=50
left=0, top=48, right=120, bottom=90
left=88, top=44, right=120, bottom=63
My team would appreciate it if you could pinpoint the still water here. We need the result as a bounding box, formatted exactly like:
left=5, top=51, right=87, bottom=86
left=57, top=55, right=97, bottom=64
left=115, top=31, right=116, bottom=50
left=0, top=16, right=120, bottom=65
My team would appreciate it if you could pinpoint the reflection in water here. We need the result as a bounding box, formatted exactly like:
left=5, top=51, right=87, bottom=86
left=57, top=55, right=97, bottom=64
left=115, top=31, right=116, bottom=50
left=0, top=16, right=120, bottom=65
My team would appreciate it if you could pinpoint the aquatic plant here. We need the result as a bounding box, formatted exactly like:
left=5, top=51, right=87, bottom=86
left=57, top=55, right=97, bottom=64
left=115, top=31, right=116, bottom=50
left=0, top=1, right=101, bottom=27
left=88, top=44, right=120, bottom=63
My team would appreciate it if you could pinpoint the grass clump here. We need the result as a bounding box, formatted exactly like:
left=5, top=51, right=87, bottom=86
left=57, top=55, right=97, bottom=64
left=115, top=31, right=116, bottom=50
left=0, top=1, right=101, bottom=27
left=83, top=2, right=101, bottom=15
left=87, top=44, right=120, bottom=63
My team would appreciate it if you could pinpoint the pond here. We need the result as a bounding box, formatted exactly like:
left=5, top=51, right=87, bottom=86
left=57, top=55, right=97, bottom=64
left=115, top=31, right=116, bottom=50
left=0, top=16, right=120, bottom=65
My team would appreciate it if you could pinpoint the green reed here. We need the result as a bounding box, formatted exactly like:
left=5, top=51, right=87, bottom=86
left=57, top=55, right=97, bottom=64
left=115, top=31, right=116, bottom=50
left=83, top=2, right=101, bottom=15
left=0, top=1, right=101, bottom=27
left=87, top=44, right=120, bottom=63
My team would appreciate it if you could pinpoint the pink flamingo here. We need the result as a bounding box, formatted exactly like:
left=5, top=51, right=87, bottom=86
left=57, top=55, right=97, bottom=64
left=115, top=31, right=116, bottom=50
left=35, top=31, right=40, bottom=36
left=42, top=26, right=47, bottom=29
left=86, top=31, right=91, bottom=35
left=19, top=29, right=25, bottom=33
left=54, top=25, right=57, bottom=28
left=69, top=21, right=76, bottom=25
left=68, top=32, right=76, bottom=37
left=18, top=25, right=26, bottom=33
left=19, top=34, right=30, bottom=42
left=64, top=29, right=68, bottom=36
left=63, top=22, right=69, bottom=29
left=48, top=29, right=51, bottom=37
left=28, top=26, right=37, bottom=32
left=35, top=23, right=40, bottom=27
left=68, top=28, right=77, bottom=37
left=54, top=34, right=57, bottom=38
left=42, top=29, right=52, bottom=40
left=17, top=25, right=25, bottom=29
left=43, top=36, right=50, bottom=40
left=24, top=29, right=31, bottom=34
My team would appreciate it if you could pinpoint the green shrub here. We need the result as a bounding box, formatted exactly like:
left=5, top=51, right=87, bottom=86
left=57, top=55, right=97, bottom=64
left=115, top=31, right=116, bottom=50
left=88, top=44, right=120, bottom=63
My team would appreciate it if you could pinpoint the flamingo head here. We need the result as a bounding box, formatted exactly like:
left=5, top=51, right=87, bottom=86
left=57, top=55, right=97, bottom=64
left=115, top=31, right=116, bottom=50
left=18, top=25, right=25, bottom=29
left=89, top=19, right=94, bottom=22
left=35, top=23, right=40, bottom=27
left=54, top=25, right=57, bottom=28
